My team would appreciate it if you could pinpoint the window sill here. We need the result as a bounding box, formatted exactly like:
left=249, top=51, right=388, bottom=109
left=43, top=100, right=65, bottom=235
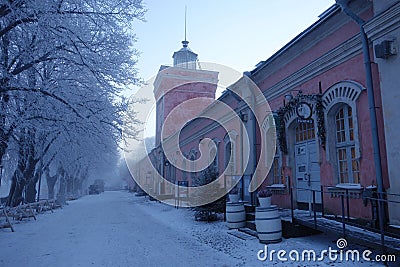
left=266, top=184, right=286, bottom=195
left=327, top=183, right=363, bottom=198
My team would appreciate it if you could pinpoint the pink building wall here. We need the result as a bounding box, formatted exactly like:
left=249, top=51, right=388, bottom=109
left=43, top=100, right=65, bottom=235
left=139, top=0, right=392, bottom=221
left=249, top=3, right=388, bottom=219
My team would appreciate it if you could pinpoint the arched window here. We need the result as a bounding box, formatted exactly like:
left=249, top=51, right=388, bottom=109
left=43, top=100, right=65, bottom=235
left=208, top=139, right=219, bottom=171
left=224, top=132, right=237, bottom=175
left=225, top=141, right=232, bottom=174
left=182, top=154, right=187, bottom=181
left=271, top=156, right=282, bottom=184
left=210, top=147, right=218, bottom=170
left=190, top=151, right=196, bottom=180
left=262, top=115, right=281, bottom=184
left=322, top=81, right=364, bottom=185
left=335, top=105, right=360, bottom=183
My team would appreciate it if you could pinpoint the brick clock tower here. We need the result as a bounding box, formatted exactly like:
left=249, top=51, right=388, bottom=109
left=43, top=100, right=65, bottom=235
left=153, top=39, right=219, bottom=147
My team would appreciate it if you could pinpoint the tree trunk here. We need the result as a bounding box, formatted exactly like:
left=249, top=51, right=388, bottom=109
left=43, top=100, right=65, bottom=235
left=25, top=179, right=37, bottom=203
left=57, top=173, right=67, bottom=205
left=66, top=174, right=73, bottom=197
left=46, top=174, right=57, bottom=200
left=5, top=175, right=16, bottom=206
left=6, top=172, right=25, bottom=207
left=6, top=130, right=39, bottom=206
left=22, top=155, right=38, bottom=203
left=10, top=181, right=25, bottom=206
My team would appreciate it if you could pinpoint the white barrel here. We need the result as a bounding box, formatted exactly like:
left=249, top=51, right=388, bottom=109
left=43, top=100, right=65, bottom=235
left=255, top=205, right=282, bottom=243
left=226, top=202, right=246, bottom=229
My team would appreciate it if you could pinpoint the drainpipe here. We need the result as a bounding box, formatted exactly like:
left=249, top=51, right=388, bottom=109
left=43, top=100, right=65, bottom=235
left=335, top=0, right=385, bottom=245
left=252, top=107, right=258, bottom=205
left=239, top=110, right=244, bottom=198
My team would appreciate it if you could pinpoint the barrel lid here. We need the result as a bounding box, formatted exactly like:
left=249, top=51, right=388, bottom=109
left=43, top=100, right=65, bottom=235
left=256, top=205, right=278, bottom=211
left=226, top=202, right=245, bottom=206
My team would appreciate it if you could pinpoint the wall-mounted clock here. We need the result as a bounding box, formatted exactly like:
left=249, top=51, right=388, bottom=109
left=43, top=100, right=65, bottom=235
left=296, top=102, right=312, bottom=120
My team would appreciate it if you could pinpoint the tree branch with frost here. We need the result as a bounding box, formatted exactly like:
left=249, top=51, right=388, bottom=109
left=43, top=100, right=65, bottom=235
left=3, top=86, right=83, bottom=118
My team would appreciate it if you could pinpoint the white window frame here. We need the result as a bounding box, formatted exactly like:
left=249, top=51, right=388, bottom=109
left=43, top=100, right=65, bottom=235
left=322, top=80, right=364, bottom=185
left=334, top=105, right=360, bottom=184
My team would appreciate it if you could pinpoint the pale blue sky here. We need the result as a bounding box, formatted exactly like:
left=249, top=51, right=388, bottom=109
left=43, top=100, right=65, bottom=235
left=131, top=1, right=336, bottom=140
left=133, top=1, right=336, bottom=81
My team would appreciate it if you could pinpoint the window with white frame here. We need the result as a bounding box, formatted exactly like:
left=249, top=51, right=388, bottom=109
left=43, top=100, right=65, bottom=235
left=182, top=156, right=187, bottom=181
left=322, top=81, right=364, bottom=185
left=263, top=114, right=282, bottom=184
left=210, top=147, right=218, bottom=170
left=224, top=141, right=232, bottom=174
left=335, top=105, right=360, bottom=184
left=271, top=155, right=282, bottom=184
left=209, top=139, right=219, bottom=171
left=224, top=133, right=237, bottom=175
left=190, top=154, right=196, bottom=180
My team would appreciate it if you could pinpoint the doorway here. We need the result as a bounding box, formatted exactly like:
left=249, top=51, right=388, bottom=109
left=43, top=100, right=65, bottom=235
left=294, top=122, right=321, bottom=210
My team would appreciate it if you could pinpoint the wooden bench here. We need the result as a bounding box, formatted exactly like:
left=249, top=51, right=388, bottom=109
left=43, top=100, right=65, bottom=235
left=0, top=208, right=14, bottom=232
left=47, top=199, right=62, bottom=210
left=7, top=203, right=37, bottom=221
left=34, top=199, right=62, bottom=212
left=0, top=199, right=63, bottom=232
left=36, top=200, right=54, bottom=213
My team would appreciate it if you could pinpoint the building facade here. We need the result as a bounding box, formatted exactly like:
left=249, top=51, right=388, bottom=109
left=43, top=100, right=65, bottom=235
left=365, top=0, right=400, bottom=225
left=135, top=0, right=400, bottom=227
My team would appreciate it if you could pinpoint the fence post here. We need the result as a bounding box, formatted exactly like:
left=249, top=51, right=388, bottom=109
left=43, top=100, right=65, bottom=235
left=177, top=185, right=180, bottom=209
left=289, top=176, right=294, bottom=223
left=377, top=192, right=386, bottom=256
left=346, top=189, right=350, bottom=221
left=320, top=185, right=324, bottom=217
left=341, top=194, right=346, bottom=238
left=313, top=190, right=317, bottom=229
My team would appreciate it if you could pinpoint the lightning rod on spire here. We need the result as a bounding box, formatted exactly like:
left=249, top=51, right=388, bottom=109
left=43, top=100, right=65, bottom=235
left=184, top=5, right=187, bottom=42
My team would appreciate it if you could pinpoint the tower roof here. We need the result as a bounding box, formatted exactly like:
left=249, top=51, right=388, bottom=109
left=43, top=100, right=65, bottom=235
left=172, top=41, right=198, bottom=69
left=172, top=6, right=198, bottom=69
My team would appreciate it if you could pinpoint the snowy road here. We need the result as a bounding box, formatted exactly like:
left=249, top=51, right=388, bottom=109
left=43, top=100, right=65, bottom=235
left=0, top=191, right=390, bottom=267
left=0, top=191, right=239, bottom=267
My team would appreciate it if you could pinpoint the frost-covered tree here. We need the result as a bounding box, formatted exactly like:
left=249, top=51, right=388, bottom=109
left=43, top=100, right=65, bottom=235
left=0, top=0, right=145, bottom=206
left=192, top=166, right=226, bottom=222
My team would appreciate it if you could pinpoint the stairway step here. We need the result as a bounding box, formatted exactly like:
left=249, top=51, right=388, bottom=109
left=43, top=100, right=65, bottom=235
left=246, top=212, right=255, bottom=221
left=244, top=204, right=256, bottom=213
left=239, top=227, right=258, bottom=237
left=228, top=229, right=257, bottom=240
left=245, top=220, right=256, bottom=231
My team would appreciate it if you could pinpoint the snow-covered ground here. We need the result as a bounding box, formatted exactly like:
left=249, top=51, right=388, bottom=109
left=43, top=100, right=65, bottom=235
left=0, top=191, right=393, bottom=266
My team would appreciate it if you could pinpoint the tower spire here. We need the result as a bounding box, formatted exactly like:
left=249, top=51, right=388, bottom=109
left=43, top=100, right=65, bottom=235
left=182, top=6, right=188, bottom=48
left=184, top=5, right=187, bottom=41
left=173, top=6, right=197, bottom=69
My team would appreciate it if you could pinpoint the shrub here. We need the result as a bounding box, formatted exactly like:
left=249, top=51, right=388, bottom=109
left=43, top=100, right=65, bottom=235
left=257, top=189, right=272, bottom=198
left=229, top=187, right=239, bottom=194
left=192, top=166, right=225, bottom=222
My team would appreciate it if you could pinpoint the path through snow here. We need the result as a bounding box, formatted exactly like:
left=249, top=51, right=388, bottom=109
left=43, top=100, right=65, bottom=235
left=0, top=191, right=390, bottom=266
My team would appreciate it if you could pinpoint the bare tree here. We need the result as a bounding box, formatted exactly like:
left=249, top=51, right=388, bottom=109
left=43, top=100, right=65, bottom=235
left=0, top=0, right=145, bottom=205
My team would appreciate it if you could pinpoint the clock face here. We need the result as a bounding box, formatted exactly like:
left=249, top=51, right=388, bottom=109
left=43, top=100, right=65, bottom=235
left=296, top=102, right=312, bottom=119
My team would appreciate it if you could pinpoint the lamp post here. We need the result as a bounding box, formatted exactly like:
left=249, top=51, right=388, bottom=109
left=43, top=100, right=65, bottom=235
left=335, top=0, right=386, bottom=248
